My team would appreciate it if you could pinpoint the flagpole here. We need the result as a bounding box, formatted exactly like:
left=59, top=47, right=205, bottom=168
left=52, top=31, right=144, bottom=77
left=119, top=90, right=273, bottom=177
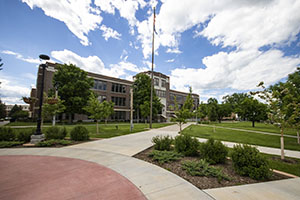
left=150, top=6, right=155, bottom=129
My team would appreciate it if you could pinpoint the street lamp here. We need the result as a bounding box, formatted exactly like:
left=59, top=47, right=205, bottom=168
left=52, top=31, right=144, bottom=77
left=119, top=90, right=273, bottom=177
left=31, top=54, right=50, bottom=144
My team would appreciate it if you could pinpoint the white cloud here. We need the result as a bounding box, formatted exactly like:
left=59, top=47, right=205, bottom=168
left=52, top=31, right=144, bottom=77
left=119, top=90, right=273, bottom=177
left=51, top=49, right=148, bottom=78
left=166, top=48, right=182, bottom=54
left=1, top=50, right=40, bottom=64
left=100, top=25, right=121, bottom=41
left=0, top=76, right=31, bottom=105
left=166, top=59, right=174, bottom=63
left=170, top=49, right=300, bottom=94
left=22, top=0, right=102, bottom=46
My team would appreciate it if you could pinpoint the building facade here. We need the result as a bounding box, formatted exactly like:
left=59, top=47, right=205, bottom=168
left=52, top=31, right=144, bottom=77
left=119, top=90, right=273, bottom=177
left=30, top=63, right=199, bottom=122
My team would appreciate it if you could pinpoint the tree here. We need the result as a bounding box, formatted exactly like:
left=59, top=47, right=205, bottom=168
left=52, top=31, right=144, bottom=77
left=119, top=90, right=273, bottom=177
left=237, top=97, right=268, bottom=127
left=207, top=98, right=218, bottom=122
left=217, top=103, right=232, bottom=123
left=197, top=102, right=208, bottom=123
left=9, top=104, right=22, bottom=118
left=84, top=94, right=114, bottom=134
left=0, top=100, right=6, bottom=119
left=223, top=93, right=250, bottom=118
left=9, top=105, right=28, bottom=121
left=140, top=101, right=150, bottom=123
left=133, top=73, right=163, bottom=122
left=171, top=87, right=194, bottom=132
left=53, top=64, right=94, bottom=123
left=42, top=96, right=65, bottom=126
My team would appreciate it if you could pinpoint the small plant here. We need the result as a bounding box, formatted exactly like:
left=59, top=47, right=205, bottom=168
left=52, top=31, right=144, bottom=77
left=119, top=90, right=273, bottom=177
left=231, top=144, right=271, bottom=180
left=0, top=141, right=24, bottom=148
left=149, top=150, right=182, bottom=164
left=174, top=134, right=199, bottom=156
left=70, top=126, right=89, bottom=141
left=16, top=128, right=35, bottom=142
left=0, top=127, right=15, bottom=141
left=152, top=135, right=174, bottom=151
left=181, top=159, right=230, bottom=182
left=199, top=138, right=228, bottom=164
left=45, top=127, right=67, bottom=140
left=36, top=139, right=72, bottom=147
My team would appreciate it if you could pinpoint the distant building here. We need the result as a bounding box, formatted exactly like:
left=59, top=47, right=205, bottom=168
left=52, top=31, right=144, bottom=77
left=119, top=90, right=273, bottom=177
left=5, top=104, right=30, bottom=117
left=30, top=63, right=199, bottom=122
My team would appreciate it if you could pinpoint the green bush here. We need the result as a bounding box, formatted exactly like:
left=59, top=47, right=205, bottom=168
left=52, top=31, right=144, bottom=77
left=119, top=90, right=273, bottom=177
left=152, top=135, right=173, bottom=151
left=174, top=134, right=199, bottom=156
left=231, top=144, right=271, bottom=180
left=36, top=139, right=72, bottom=147
left=0, top=127, right=15, bottom=141
left=70, top=126, right=89, bottom=141
left=149, top=150, right=182, bottom=164
left=16, top=128, right=35, bottom=142
left=0, top=141, right=24, bottom=148
left=45, top=127, right=67, bottom=140
left=181, top=159, right=230, bottom=181
left=199, top=138, right=228, bottom=164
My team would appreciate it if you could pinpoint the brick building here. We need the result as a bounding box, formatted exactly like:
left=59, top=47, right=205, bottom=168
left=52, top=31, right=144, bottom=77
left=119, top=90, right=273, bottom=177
left=30, top=63, right=199, bottom=122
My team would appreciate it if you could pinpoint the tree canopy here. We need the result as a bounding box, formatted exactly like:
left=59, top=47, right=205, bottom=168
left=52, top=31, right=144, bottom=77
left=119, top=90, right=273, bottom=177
left=133, top=73, right=163, bottom=121
left=53, top=64, right=94, bottom=121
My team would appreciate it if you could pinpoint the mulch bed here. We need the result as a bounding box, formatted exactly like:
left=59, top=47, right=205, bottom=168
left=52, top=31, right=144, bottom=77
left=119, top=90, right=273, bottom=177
left=133, top=146, right=290, bottom=190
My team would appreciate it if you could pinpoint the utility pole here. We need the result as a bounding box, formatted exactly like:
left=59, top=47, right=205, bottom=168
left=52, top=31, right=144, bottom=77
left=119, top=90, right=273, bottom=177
left=130, top=87, right=134, bottom=131
left=150, top=7, right=156, bottom=129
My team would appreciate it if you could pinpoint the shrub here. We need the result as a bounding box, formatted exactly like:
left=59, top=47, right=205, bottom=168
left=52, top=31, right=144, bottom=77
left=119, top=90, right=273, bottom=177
left=152, top=135, right=173, bottom=151
left=0, top=127, right=15, bottom=141
left=181, top=159, right=230, bottom=181
left=45, top=127, right=67, bottom=140
left=0, top=141, right=24, bottom=148
left=16, top=128, right=35, bottom=142
left=70, top=126, right=89, bottom=141
left=231, top=144, right=271, bottom=180
left=174, top=134, right=199, bottom=156
left=199, top=138, right=228, bottom=164
left=149, top=150, right=182, bottom=164
left=36, top=139, right=72, bottom=147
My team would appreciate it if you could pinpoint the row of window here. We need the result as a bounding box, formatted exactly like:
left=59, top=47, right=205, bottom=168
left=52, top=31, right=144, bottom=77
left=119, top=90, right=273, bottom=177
left=111, top=96, right=126, bottom=106
left=154, top=78, right=167, bottom=88
left=93, top=80, right=126, bottom=94
left=156, top=90, right=166, bottom=98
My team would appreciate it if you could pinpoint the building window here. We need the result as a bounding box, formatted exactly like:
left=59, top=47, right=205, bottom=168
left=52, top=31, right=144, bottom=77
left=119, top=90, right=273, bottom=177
left=170, top=94, right=175, bottom=101
left=111, top=96, right=126, bottom=106
left=155, top=90, right=166, bottom=98
left=97, top=95, right=106, bottom=102
left=112, top=83, right=126, bottom=93
left=161, top=79, right=166, bottom=88
left=154, top=78, right=159, bottom=86
left=93, top=80, right=107, bottom=90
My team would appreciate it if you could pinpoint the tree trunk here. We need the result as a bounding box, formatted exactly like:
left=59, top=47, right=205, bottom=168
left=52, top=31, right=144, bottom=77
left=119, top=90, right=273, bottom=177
left=297, top=128, right=300, bottom=144
left=96, top=120, right=99, bottom=134
left=179, top=123, right=182, bottom=133
left=252, top=120, right=255, bottom=127
left=213, top=126, right=216, bottom=133
left=280, top=127, right=285, bottom=160
left=137, top=108, right=140, bottom=123
left=68, top=113, right=72, bottom=124
left=105, top=119, right=107, bottom=125
left=52, top=115, right=55, bottom=126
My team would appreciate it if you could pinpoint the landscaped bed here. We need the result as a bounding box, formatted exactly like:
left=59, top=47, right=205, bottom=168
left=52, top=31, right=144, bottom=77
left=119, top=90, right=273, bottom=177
left=133, top=134, right=298, bottom=190
left=134, top=146, right=290, bottom=189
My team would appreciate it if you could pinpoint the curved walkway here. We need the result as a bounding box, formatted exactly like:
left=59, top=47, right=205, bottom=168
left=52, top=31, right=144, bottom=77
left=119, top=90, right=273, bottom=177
left=0, top=123, right=300, bottom=200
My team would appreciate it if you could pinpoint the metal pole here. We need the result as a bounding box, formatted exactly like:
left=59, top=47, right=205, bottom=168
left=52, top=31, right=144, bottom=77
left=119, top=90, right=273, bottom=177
left=130, top=88, right=134, bottom=131
left=35, top=64, right=46, bottom=135
left=150, top=7, right=155, bottom=129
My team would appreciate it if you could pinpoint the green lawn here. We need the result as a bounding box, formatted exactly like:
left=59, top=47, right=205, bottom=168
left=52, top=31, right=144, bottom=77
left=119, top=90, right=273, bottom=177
left=182, top=125, right=300, bottom=151
left=11, top=123, right=174, bottom=139
left=209, top=121, right=297, bottom=136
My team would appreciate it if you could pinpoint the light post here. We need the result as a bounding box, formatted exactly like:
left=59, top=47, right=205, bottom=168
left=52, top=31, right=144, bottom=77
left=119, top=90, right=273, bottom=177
left=31, top=54, right=50, bottom=144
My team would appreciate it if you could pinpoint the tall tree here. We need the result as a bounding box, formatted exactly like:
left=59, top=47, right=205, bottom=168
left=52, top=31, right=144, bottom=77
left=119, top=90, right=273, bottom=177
left=140, top=101, right=150, bottom=123
left=217, top=103, right=232, bottom=123
left=53, top=64, right=94, bottom=123
left=197, top=102, right=208, bottom=123
left=171, top=87, right=194, bottom=132
left=0, top=100, right=6, bottom=119
left=237, top=97, right=268, bottom=127
left=84, top=94, right=114, bottom=134
left=223, top=93, right=250, bottom=114
left=207, top=98, right=218, bottom=122
left=133, top=73, right=163, bottom=122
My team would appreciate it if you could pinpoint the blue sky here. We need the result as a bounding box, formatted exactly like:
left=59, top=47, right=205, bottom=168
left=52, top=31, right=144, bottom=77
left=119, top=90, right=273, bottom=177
left=0, top=0, right=299, bottom=105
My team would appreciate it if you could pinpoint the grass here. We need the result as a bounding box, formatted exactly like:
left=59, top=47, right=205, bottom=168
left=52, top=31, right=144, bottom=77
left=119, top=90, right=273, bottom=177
left=182, top=125, right=300, bottom=151
left=9, top=123, right=174, bottom=139
left=209, top=121, right=297, bottom=136
left=266, top=154, right=300, bottom=177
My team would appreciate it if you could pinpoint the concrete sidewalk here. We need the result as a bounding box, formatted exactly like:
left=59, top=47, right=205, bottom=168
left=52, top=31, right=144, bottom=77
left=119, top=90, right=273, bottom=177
left=1, top=122, right=300, bottom=200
